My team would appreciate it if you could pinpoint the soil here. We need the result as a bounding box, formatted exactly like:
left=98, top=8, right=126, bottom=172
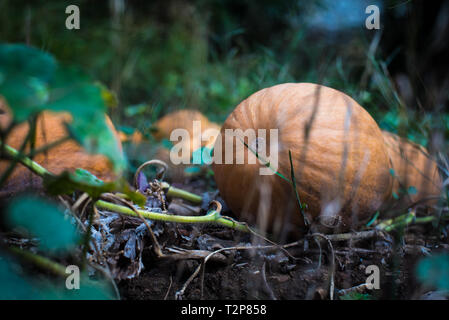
left=113, top=177, right=449, bottom=300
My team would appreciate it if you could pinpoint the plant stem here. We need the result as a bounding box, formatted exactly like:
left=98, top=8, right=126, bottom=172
left=95, top=199, right=249, bottom=232
left=8, top=246, right=67, bottom=277
left=0, top=142, right=54, bottom=178
left=165, top=185, right=202, bottom=204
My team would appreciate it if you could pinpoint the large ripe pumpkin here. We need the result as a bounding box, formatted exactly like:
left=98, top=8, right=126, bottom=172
left=212, top=83, right=393, bottom=237
left=382, top=131, right=442, bottom=209
left=0, top=104, right=122, bottom=197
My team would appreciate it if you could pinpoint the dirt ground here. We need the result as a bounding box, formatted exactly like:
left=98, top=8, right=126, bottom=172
left=108, top=178, right=449, bottom=300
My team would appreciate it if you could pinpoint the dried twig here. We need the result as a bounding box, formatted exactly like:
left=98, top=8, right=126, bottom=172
left=262, top=261, right=277, bottom=300
left=164, top=276, right=173, bottom=300
left=311, top=233, right=335, bottom=300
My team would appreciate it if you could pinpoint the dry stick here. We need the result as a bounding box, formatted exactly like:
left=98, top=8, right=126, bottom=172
left=58, top=195, right=86, bottom=233
left=176, top=239, right=318, bottom=300
left=311, top=233, right=336, bottom=301
left=164, top=276, right=173, bottom=300
left=262, top=261, right=277, bottom=300
left=99, top=193, right=164, bottom=258
left=223, top=213, right=301, bottom=262
left=72, top=192, right=90, bottom=213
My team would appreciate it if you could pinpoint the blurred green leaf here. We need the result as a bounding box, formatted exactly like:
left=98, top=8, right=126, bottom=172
left=41, top=276, right=115, bottom=300
left=6, top=195, right=80, bottom=251
left=417, top=253, right=449, bottom=290
left=0, top=43, right=125, bottom=172
left=97, top=82, right=118, bottom=108
left=125, top=103, right=148, bottom=117
left=0, top=256, right=42, bottom=299
left=0, top=255, right=114, bottom=300
left=43, top=168, right=146, bottom=206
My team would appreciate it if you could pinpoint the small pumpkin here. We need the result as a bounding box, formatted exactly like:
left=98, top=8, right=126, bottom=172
left=382, top=131, right=442, bottom=209
left=0, top=106, right=122, bottom=197
left=119, top=129, right=144, bottom=144
left=151, top=109, right=221, bottom=160
left=151, top=110, right=221, bottom=181
left=212, top=83, right=393, bottom=237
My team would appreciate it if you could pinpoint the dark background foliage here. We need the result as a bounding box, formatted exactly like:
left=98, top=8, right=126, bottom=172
left=1, top=0, right=447, bottom=136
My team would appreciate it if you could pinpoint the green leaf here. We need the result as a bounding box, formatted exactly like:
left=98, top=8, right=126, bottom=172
left=0, top=256, right=42, bottom=299
left=6, top=195, right=80, bottom=251
left=43, top=168, right=146, bottom=206
left=417, top=254, right=449, bottom=290
left=0, top=255, right=114, bottom=300
left=0, top=43, right=125, bottom=172
left=125, top=103, right=147, bottom=117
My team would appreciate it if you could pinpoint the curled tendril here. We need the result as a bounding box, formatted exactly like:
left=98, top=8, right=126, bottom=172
left=208, top=200, right=222, bottom=214
left=133, top=159, right=168, bottom=189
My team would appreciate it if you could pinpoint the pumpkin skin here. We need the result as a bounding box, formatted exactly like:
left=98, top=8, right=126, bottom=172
left=119, top=129, right=144, bottom=144
left=212, top=83, right=393, bottom=238
left=152, top=110, right=221, bottom=181
left=152, top=109, right=221, bottom=160
left=0, top=107, right=122, bottom=197
left=382, top=131, right=441, bottom=209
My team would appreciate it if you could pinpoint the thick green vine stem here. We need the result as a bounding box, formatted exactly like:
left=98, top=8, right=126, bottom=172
left=160, top=181, right=202, bottom=204
left=95, top=199, right=249, bottom=232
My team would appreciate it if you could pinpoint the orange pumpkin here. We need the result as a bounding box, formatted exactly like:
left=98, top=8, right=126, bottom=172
left=151, top=109, right=221, bottom=163
left=151, top=110, right=221, bottom=181
left=382, top=131, right=442, bottom=209
left=212, top=83, right=393, bottom=237
left=0, top=104, right=122, bottom=197
left=119, top=129, right=144, bottom=144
